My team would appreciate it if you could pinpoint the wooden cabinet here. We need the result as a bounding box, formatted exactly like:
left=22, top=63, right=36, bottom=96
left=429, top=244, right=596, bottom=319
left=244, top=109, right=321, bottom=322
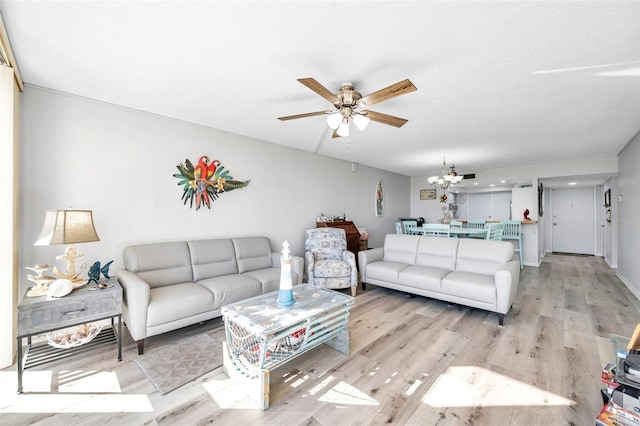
left=316, top=221, right=361, bottom=259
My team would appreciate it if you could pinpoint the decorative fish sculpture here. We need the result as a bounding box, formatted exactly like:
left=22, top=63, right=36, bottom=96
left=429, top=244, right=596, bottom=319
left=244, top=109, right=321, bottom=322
left=88, top=260, right=114, bottom=284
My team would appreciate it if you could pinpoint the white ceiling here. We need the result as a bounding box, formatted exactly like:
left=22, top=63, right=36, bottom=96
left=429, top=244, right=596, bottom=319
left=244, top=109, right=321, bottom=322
left=1, top=1, right=639, bottom=184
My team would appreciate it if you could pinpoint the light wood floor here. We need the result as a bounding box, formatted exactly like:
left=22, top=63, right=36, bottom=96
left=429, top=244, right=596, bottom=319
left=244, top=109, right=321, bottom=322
left=2, top=254, right=639, bottom=425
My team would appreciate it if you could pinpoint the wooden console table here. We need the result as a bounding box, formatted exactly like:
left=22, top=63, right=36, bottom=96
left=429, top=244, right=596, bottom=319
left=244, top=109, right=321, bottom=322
left=16, top=279, right=122, bottom=393
left=222, top=284, right=353, bottom=409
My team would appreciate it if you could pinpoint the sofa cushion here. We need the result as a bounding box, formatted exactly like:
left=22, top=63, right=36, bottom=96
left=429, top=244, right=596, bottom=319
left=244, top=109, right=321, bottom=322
left=123, top=242, right=193, bottom=288
left=456, top=239, right=515, bottom=276
left=441, top=271, right=496, bottom=304
left=383, top=234, right=419, bottom=265
left=415, top=236, right=459, bottom=270
left=233, top=237, right=273, bottom=273
left=147, top=282, right=214, bottom=327
left=398, top=265, right=450, bottom=292
left=242, top=268, right=300, bottom=293
left=196, top=274, right=262, bottom=309
left=365, top=261, right=410, bottom=284
left=314, top=259, right=352, bottom=278
left=189, top=239, right=239, bottom=281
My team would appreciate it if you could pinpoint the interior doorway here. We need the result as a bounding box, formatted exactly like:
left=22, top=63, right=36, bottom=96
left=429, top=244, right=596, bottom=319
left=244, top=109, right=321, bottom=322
left=551, top=187, right=595, bottom=255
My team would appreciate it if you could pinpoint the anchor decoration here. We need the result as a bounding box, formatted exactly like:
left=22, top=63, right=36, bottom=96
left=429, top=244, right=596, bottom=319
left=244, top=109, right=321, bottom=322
left=53, top=245, right=88, bottom=286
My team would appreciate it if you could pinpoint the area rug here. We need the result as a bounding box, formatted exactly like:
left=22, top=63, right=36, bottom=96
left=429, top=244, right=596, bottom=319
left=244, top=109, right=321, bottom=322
left=135, top=333, right=223, bottom=395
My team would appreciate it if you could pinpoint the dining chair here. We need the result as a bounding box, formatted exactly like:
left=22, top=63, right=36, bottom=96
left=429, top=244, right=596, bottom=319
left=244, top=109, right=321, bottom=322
left=422, top=223, right=450, bottom=237
left=501, top=220, right=523, bottom=269
left=485, top=223, right=504, bottom=240
left=467, top=219, right=486, bottom=238
left=467, top=219, right=486, bottom=229
left=402, top=220, right=419, bottom=235
left=395, top=221, right=403, bottom=234
left=450, top=220, right=463, bottom=229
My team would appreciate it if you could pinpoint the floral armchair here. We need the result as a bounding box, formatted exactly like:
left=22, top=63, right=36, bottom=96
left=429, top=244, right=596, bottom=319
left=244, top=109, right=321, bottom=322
left=304, top=228, right=358, bottom=296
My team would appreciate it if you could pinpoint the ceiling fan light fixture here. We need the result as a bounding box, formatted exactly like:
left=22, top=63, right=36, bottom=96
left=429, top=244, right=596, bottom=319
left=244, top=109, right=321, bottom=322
left=352, top=113, right=370, bottom=131
left=327, top=112, right=342, bottom=129
left=337, top=119, right=350, bottom=137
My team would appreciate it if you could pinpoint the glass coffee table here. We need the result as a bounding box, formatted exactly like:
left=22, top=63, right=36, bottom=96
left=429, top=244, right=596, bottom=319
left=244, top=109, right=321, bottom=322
left=221, top=284, right=354, bottom=410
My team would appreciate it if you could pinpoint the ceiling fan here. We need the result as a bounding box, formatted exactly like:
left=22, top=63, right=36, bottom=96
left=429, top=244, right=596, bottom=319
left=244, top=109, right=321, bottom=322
left=278, top=78, right=417, bottom=138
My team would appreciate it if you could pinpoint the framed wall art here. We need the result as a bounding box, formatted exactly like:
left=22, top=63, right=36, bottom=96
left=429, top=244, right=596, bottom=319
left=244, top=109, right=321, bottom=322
left=375, top=179, right=384, bottom=217
left=420, top=189, right=437, bottom=200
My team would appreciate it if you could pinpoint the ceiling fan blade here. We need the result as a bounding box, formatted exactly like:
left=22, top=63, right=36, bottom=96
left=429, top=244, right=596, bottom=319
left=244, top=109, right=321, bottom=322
left=360, top=79, right=417, bottom=107
left=297, top=78, right=341, bottom=105
left=278, top=110, right=331, bottom=121
left=332, top=128, right=341, bottom=139
left=364, top=110, right=409, bottom=128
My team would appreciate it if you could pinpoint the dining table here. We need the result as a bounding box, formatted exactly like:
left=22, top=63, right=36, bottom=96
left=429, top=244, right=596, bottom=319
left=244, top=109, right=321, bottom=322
left=405, top=225, right=488, bottom=238
left=448, top=227, right=488, bottom=238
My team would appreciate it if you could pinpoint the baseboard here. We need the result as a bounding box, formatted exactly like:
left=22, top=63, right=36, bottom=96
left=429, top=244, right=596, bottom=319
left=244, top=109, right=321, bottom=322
left=618, top=272, right=640, bottom=301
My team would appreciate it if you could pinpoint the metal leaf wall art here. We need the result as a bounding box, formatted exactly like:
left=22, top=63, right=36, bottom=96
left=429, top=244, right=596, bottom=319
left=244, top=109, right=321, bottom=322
left=173, top=156, right=250, bottom=210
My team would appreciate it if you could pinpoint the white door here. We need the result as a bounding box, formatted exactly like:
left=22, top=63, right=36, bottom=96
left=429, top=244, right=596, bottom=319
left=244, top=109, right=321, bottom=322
left=551, top=187, right=595, bottom=254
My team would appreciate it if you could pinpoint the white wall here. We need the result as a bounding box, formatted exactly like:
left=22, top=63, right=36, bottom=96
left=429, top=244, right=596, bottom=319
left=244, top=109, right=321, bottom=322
left=512, top=187, right=537, bottom=221
left=18, top=87, right=410, bottom=295
left=617, top=134, right=640, bottom=297
left=409, top=179, right=446, bottom=222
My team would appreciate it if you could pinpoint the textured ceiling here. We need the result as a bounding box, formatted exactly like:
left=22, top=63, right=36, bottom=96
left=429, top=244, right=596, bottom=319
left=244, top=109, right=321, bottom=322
left=1, top=1, right=639, bottom=185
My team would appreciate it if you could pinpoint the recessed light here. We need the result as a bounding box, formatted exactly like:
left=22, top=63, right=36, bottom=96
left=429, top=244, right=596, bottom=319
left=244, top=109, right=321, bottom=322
left=568, top=182, right=577, bottom=185
left=489, top=184, right=496, bottom=187
left=473, top=182, right=479, bottom=185
left=500, top=180, right=506, bottom=183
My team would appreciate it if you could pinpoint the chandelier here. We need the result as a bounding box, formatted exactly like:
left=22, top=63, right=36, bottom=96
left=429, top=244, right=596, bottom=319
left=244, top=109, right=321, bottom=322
left=427, top=157, right=463, bottom=191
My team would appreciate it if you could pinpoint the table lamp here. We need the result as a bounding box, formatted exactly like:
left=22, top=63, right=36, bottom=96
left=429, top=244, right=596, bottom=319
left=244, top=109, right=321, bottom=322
left=34, top=209, right=100, bottom=286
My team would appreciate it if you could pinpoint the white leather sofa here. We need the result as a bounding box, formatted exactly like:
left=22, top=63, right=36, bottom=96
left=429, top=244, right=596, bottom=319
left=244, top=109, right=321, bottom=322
left=358, top=234, right=520, bottom=325
left=116, top=236, right=303, bottom=354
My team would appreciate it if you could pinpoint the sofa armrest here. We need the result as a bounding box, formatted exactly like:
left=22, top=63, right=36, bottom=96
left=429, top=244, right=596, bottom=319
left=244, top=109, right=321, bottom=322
left=291, top=255, right=303, bottom=284
left=358, top=247, right=384, bottom=283
left=495, top=260, right=521, bottom=315
left=116, top=269, right=151, bottom=341
left=271, top=253, right=304, bottom=284
left=304, top=251, right=315, bottom=284
left=342, top=250, right=358, bottom=288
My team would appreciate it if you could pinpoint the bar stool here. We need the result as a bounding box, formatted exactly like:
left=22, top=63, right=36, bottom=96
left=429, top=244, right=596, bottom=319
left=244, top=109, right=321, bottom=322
left=501, top=220, right=523, bottom=269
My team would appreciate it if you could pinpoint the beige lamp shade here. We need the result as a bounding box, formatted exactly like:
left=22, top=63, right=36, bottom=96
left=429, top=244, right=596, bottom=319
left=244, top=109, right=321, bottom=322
left=34, top=210, right=100, bottom=246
